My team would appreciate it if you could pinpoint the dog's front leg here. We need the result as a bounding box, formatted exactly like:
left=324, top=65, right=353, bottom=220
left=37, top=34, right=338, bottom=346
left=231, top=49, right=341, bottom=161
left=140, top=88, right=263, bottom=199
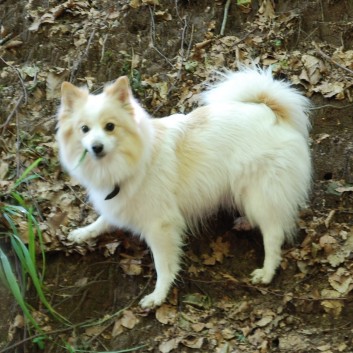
left=139, top=225, right=183, bottom=308
left=67, top=216, right=113, bottom=244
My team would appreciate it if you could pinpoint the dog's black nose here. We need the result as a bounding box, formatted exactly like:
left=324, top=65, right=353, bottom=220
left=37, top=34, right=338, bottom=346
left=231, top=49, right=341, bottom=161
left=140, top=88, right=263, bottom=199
left=92, top=143, right=104, bottom=155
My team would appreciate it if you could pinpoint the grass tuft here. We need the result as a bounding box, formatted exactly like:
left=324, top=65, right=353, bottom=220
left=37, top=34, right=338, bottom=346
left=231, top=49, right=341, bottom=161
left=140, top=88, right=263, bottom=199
left=0, top=158, right=70, bottom=335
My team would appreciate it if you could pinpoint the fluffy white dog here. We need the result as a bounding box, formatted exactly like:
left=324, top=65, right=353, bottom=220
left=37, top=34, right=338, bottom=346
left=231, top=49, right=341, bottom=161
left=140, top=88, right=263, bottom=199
left=56, top=67, right=311, bottom=308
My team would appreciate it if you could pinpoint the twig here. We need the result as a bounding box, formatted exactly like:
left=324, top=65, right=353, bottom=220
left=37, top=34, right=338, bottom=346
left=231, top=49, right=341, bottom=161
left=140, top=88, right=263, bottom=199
left=0, top=57, right=28, bottom=135
left=15, top=104, right=21, bottom=177
left=220, top=0, right=232, bottom=36
left=0, top=94, right=24, bottom=133
left=177, top=16, right=189, bottom=80
left=0, top=32, right=13, bottom=45
left=314, top=42, right=353, bottom=76
left=69, top=29, right=96, bottom=83
left=310, top=104, right=353, bottom=110
left=148, top=6, right=174, bottom=67
left=185, top=24, right=194, bottom=70
left=100, top=33, right=109, bottom=63
left=223, top=273, right=348, bottom=302
left=324, top=209, right=335, bottom=228
left=152, top=17, right=192, bottom=115
left=301, top=27, right=318, bottom=43
left=233, top=28, right=256, bottom=46
left=66, top=184, right=92, bottom=209
left=319, top=0, right=324, bottom=21
left=0, top=57, right=28, bottom=104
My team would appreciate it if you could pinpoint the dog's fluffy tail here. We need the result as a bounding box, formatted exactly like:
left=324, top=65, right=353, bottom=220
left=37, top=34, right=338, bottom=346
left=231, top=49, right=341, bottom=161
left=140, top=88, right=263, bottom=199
left=202, top=67, right=311, bottom=138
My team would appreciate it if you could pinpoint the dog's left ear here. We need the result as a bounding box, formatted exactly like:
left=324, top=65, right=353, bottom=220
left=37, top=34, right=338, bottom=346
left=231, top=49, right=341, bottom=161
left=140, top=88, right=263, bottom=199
left=105, top=76, right=131, bottom=104
left=61, top=82, right=88, bottom=111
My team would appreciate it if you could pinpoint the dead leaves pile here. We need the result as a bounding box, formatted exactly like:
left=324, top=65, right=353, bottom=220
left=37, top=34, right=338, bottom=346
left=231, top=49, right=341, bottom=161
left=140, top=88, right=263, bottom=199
left=134, top=1, right=353, bottom=112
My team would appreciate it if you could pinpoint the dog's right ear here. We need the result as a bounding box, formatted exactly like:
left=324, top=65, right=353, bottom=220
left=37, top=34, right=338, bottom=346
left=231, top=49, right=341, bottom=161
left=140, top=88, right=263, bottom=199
left=61, top=82, right=87, bottom=112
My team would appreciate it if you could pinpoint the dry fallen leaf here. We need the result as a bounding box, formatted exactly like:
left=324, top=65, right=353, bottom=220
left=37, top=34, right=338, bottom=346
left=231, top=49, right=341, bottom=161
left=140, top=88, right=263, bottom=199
left=156, top=304, right=177, bottom=325
left=111, top=319, right=124, bottom=337
left=46, top=71, right=67, bottom=100
left=120, top=310, right=139, bottom=329
left=258, top=0, right=275, bottom=18
left=313, top=81, right=345, bottom=99
left=119, top=258, right=142, bottom=276
left=159, top=338, right=181, bottom=353
left=203, top=236, right=230, bottom=265
left=321, top=300, right=344, bottom=318
left=300, top=55, right=323, bottom=85
left=328, top=267, right=352, bottom=295
left=0, top=161, right=9, bottom=179
left=85, top=325, right=105, bottom=337
left=327, top=233, right=353, bottom=267
left=181, top=336, right=204, bottom=349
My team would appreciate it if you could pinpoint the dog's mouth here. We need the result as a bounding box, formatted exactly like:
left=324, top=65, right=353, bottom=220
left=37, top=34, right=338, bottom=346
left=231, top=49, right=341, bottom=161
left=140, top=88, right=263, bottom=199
left=91, top=151, right=106, bottom=159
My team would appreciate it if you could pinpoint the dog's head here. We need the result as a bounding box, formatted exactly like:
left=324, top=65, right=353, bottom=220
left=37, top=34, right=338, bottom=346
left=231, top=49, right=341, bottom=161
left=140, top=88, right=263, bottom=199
left=56, top=77, right=148, bottom=185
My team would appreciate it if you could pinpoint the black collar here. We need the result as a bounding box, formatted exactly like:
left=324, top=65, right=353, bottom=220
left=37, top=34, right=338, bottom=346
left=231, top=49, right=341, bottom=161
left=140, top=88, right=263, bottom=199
left=105, top=184, right=120, bottom=200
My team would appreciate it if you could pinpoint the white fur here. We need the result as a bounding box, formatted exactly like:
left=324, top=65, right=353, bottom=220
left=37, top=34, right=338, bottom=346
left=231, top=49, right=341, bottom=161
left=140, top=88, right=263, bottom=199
left=57, top=68, right=312, bottom=308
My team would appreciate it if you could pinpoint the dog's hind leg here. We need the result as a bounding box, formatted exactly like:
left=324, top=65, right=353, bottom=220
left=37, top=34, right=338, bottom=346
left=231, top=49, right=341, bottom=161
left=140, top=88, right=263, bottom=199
left=250, top=221, right=285, bottom=284
left=239, top=182, right=294, bottom=284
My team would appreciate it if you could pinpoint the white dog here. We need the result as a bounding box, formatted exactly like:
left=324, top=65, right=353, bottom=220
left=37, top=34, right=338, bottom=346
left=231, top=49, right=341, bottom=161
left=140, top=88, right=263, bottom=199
left=56, top=67, right=311, bottom=308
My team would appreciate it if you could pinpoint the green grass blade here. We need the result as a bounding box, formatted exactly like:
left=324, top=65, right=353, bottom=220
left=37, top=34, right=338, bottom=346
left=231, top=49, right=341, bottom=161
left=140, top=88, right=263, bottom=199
left=9, top=233, right=27, bottom=295
left=13, top=158, right=43, bottom=189
left=27, top=211, right=36, bottom=271
left=2, top=211, right=20, bottom=236
left=3, top=204, right=27, bottom=217
left=28, top=211, right=46, bottom=279
left=10, top=192, right=27, bottom=208
left=73, top=149, right=87, bottom=170
left=17, top=174, right=41, bottom=185
left=11, top=235, right=69, bottom=324
left=0, top=248, right=41, bottom=331
left=0, top=259, right=10, bottom=290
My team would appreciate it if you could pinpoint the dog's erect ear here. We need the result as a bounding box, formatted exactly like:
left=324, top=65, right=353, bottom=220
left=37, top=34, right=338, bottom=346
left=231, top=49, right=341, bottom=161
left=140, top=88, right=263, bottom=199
left=105, top=76, right=131, bottom=104
left=61, top=82, right=87, bottom=111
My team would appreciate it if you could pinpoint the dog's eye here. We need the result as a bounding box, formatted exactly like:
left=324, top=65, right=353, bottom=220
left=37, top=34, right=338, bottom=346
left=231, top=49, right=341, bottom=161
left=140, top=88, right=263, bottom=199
left=81, top=125, right=90, bottom=133
left=105, top=123, right=115, bottom=132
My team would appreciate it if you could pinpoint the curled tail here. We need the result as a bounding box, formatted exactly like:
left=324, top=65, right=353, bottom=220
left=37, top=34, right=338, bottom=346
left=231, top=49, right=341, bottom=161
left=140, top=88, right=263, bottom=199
left=202, top=67, right=311, bottom=138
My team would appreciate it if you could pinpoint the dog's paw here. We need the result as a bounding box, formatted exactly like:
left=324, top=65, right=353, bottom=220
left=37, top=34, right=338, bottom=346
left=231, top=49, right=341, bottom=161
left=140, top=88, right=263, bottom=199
left=67, top=228, right=92, bottom=244
left=251, top=268, right=273, bottom=284
left=139, top=292, right=165, bottom=309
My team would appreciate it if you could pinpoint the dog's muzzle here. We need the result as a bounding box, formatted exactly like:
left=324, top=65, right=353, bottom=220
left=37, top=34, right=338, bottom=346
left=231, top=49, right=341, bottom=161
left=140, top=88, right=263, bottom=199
left=91, top=143, right=105, bottom=158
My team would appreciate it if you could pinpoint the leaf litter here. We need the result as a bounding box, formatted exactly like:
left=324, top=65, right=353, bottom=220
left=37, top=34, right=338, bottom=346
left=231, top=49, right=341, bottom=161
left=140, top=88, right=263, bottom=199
left=1, top=0, right=353, bottom=352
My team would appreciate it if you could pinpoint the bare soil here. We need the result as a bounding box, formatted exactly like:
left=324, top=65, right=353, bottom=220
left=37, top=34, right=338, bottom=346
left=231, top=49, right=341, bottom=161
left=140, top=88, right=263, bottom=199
left=1, top=1, right=353, bottom=352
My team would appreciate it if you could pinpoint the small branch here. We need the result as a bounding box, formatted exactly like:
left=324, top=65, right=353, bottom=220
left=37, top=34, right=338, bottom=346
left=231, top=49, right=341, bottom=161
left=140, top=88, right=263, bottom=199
left=310, top=103, right=353, bottom=110
left=177, top=16, right=189, bottom=80
left=148, top=6, right=174, bottom=67
left=185, top=24, right=194, bottom=70
left=223, top=273, right=348, bottom=302
left=0, top=57, right=29, bottom=134
left=0, top=57, right=28, bottom=104
left=314, top=42, right=353, bottom=76
left=15, top=103, right=21, bottom=177
left=0, top=94, right=24, bottom=133
left=220, top=0, right=232, bottom=36
left=99, top=34, right=109, bottom=63
left=153, top=17, right=192, bottom=115
left=70, top=29, right=96, bottom=83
